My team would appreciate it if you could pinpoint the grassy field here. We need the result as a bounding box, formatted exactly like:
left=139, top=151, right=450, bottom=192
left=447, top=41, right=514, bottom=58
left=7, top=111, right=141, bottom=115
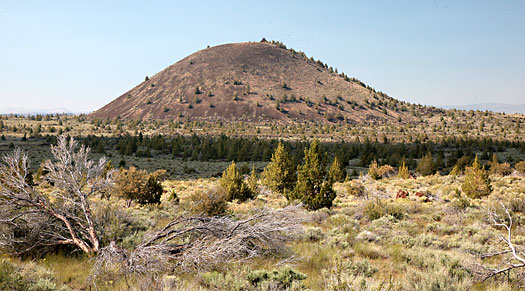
left=0, top=114, right=524, bottom=290
left=1, top=172, right=524, bottom=290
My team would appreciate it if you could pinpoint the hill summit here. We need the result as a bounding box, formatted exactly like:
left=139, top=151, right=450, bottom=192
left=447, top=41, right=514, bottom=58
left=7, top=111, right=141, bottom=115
left=91, top=40, right=418, bottom=123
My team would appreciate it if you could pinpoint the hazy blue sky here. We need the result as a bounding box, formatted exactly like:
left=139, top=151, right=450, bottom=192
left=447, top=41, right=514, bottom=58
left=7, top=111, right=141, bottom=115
left=1, top=0, right=524, bottom=112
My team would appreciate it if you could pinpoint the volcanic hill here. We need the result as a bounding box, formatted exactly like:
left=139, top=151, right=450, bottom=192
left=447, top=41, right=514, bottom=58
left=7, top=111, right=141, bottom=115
left=91, top=40, right=425, bottom=123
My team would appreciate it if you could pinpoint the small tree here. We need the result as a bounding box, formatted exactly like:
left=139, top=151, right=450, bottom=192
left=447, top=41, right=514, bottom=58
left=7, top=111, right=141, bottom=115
left=290, top=140, right=335, bottom=210
left=247, top=165, right=258, bottom=195
left=462, top=156, right=491, bottom=199
left=416, top=152, right=434, bottom=176
left=115, top=167, right=165, bottom=206
left=328, top=156, right=346, bottom=183
left=261, top=142, right=296, bottom=193
left=219, top=161, right=253, bottom=202
left=397, top=162, right=410, bottom=179
left=367, top=160, right=381, bottom=180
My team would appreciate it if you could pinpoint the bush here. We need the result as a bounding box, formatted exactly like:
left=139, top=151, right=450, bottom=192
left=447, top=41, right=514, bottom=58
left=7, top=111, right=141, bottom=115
left=190, top=186, right=229, bottom=216
left=462, top=156, right=491, bottom=199
left=115, top=167, right=165, bottom=205
left=515, top=161, right=525, bottom=174
left=246, top=267, right=306, bottom=288
left=377, top=165, right=395, bottom=178
left=345, top=180, right=367, bottom=199
left=0, top=260, right=26, bottom=290
left=364, top=199, right=405, bottom=221
left=490, top=154, right=512, bottom=176
left=219, top=161, right=254, bottom=202
left=0, top=259, right=68, bottom=291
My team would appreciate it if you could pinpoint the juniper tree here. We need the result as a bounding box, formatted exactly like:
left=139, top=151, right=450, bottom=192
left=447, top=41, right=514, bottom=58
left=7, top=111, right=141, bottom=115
left=328, top=156, right=346, bottom=183
left=289, top=140, right=335, bottom=210
left=261, top=142, right=296, bottom=193
left=367, top=160, right=381, bottom=180
left=416, top=152, right=434, bottom=176
left=247, top=165, right=258, bottom=195
left=219, top=161, right=253, bottom=202
left=462, top=156, right=491, bottom=199
left=397, top=161, right=410, bottom=179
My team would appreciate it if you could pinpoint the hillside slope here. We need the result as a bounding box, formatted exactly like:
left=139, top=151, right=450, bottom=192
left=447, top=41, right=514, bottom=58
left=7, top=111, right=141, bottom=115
left=91, top=41, right=424, bottom=123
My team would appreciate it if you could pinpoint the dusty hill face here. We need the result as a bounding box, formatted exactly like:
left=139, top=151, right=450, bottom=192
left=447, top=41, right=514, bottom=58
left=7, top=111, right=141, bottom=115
left=91, top=41, right=416, bottom=123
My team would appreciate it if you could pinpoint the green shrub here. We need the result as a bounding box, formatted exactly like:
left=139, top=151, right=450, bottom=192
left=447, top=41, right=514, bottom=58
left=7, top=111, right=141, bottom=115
left=219, top=161, right=254, bottom=202
left=246, top=267, right=306, bottom=288
left=0, top=260, right=68, bottom=291
left=348, top=259, right=378, bottom=277
left=0, top=260, right=27, bottom=290
left=462, top=156, right=491, bottom=199
left=364, top=199, right=405, bottom=221
left=304, top=227, right=325, bottom=242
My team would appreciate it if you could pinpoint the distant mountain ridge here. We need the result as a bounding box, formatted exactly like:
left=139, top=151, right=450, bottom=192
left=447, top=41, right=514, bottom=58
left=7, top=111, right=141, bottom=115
left=0, top=107, right=82, bottom=115
left=441, top=103, right=525, bottom=114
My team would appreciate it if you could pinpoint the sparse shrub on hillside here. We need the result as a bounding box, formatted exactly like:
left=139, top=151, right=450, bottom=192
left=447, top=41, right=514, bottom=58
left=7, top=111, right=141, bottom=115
left=377, top=164, right=395, bottom=178
left=289, top=140, right=336, bottom=210
left=416, top=152, right=434, bottom=176
left=219, top=161, right=254, bottom=202
left=489, top=154, right=512, bottom=176
left=261, top=142, right=296, bottom=193
left=462, top=156, right=491, bottom=199
left=345, top=180, right=368, bottom=199
left=515, top=161, right=525, bottom=174
left=364, top=199, right=405, bottom=221
left=190, top=186, right=229, bottom=216
left=397, top=162, right=410, bottom=179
